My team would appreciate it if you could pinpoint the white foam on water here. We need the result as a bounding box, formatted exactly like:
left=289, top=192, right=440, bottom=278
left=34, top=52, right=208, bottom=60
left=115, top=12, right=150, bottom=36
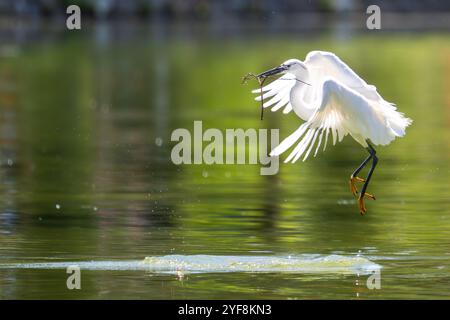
left=0, top=254, right=381, bottom=275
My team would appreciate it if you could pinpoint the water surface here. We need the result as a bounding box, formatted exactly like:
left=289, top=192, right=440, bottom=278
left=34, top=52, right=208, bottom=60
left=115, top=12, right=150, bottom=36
left=0, top=24, right=449, bottom=299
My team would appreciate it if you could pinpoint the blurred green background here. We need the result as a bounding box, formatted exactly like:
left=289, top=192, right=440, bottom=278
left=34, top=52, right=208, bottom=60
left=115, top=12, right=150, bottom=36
left=0, top=0, right=449, bottom=299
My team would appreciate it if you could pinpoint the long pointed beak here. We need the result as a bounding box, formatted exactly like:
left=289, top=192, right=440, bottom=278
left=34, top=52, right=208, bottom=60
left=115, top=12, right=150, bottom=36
left=257, top=65, right=287, bottom=79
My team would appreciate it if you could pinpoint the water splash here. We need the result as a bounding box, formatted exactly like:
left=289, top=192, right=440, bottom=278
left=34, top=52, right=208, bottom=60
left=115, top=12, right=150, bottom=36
left=0, top=254, right=380, bottom=275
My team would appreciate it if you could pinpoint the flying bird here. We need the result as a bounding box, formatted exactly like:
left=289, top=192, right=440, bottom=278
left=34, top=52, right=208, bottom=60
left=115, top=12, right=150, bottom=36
left=250, top=51, right=412, bottom=215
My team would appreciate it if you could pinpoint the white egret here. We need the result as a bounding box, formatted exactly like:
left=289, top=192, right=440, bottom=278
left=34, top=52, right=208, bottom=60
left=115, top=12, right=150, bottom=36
left=250, top=51, right=412, bottom=215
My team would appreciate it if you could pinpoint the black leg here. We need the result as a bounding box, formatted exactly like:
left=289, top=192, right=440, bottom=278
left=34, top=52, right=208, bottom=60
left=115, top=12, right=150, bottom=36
left=357, top=141, right=378, bottom=215
left=349, top=147, right=373, bottom=196
left=360, top=142, right=378, bottom=197
left=351, top=152, right=373, bottom=179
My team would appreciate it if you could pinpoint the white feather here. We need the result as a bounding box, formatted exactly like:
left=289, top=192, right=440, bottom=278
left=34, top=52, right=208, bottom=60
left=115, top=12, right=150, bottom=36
left=250, top=51, right=412, bottom=163
left=252, top=73, right=297, bottom=113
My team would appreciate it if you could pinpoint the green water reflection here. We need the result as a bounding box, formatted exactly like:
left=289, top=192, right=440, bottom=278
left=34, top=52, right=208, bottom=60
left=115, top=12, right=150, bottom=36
left=0, top=29, right=449, bottom=299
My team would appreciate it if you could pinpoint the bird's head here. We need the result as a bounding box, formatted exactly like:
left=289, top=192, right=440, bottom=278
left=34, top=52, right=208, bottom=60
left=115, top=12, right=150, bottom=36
left=257, top=59, right=308, bottom=79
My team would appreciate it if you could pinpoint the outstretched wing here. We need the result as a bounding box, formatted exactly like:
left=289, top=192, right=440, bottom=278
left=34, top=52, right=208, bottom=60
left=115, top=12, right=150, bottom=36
left=270, top=79, right=405, bottom=163
left=305, top=51, right=395, bottom=106
left=252, top=73, right=297, bottom=114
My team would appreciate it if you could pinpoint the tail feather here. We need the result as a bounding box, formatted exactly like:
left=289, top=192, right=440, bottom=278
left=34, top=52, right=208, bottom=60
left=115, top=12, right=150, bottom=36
left=388, top=112, right=413, bottom=137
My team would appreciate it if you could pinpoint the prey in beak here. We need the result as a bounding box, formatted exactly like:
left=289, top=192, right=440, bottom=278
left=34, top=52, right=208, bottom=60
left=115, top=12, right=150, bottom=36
left=241, top=64, right=288, bottom=120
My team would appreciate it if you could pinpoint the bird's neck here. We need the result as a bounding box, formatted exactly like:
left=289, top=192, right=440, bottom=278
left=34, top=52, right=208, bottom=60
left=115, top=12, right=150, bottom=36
left=290, top=81, right=316, bottom=121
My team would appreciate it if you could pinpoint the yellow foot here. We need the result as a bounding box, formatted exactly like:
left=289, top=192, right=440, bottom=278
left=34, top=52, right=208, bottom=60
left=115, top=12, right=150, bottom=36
left=358, top=192, right=376, bottom=215
left=349, top=176, right=365, bottom=197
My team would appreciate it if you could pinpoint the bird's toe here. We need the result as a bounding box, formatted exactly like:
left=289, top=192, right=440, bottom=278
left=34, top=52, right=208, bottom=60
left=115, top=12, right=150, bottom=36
left=358, top=197, right=366, bottom=215
left=364, top=192, right=376, bottom=200
left=349, top=176, right=366, bottom=197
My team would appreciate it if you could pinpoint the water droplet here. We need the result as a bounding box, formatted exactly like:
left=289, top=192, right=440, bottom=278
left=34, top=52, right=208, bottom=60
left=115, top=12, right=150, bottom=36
left=55, top=204, right=61, bottom=210
left=7, top=159, right=13, bottom=166
left=155, top=137, right=163, bottom=147
left=176, top=270, right=185, bottom=281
